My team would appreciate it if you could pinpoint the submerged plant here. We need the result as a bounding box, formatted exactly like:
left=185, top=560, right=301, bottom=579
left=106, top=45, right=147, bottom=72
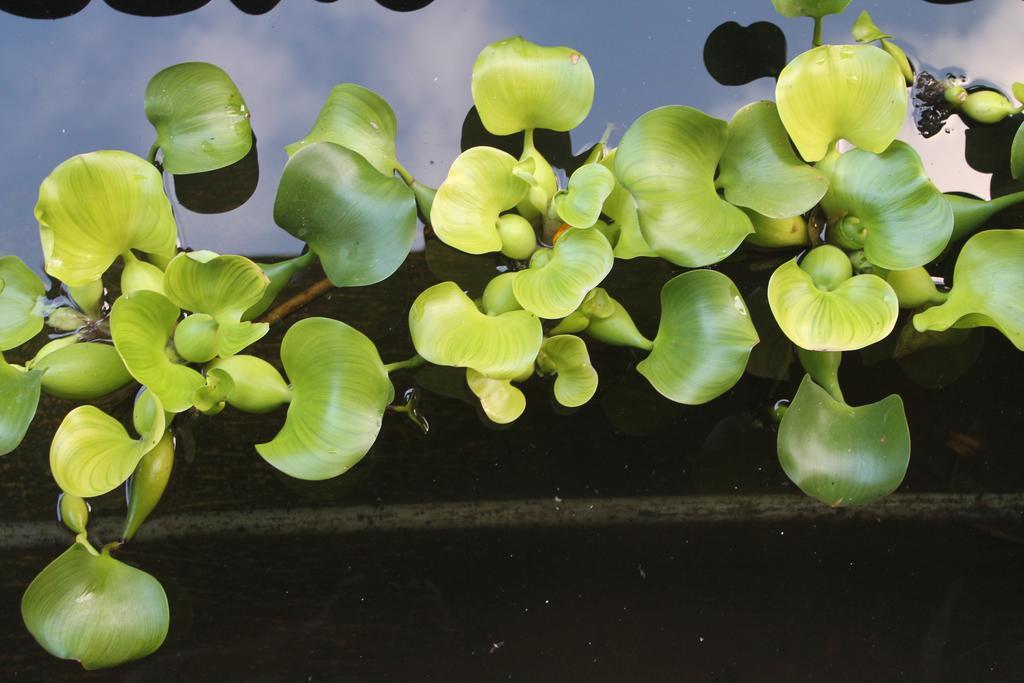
left=2, top=0, right=1023, bottom=668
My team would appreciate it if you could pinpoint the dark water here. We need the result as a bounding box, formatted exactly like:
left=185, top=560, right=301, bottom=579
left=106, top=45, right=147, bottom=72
left=2, top=1, right=1024, bottom=680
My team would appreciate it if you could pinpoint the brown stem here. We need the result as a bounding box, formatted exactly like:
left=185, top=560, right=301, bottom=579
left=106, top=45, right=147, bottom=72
left=259, top=277, right=336, bottom=325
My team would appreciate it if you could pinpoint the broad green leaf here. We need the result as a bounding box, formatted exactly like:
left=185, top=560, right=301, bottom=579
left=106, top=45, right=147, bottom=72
left=50, top=400, right=165, bottom=498
left=466, top=368, right=526, bottom=424
left=637, top=270, right=759, bottom=404
left=110, top=291, right=204, bottom=413
left=536, top=335, right=598, bottom=407
left=285, top=83, right=398, bottom=174
left=776, top=44, right=907, bottom=162
left=512, top=227, right=613, bottom=319
left=145, top=62, right=252, bottom=174
left=123, top=430, right=174, bottom=541
left=823, top=142, right=952, bottom=270
left=0, top=355, right=43, bottom=456
left=471, top=36, right=594, bottom=135
left=1012, top=121, right=1024, bottom=181
left=409, top=281, right=543, bottom=379
left=913, top=229, right=1024, bottom=350
left=768, top=251, right=898, bottom=351
left=599, top=151, right=658, bottom=259
left=880, top=40, right=914, bottom=85
left=718, top=101, right=829, bottom=218
left=256, top=318, right=393, bottom=480
left=207, top=354, right=292, bottom=413
left=22, top=541, right=169, bottom=669
left=0, top=255, right=45, bottom=350
left=613, top=106, right=752, bottom=266
left=35, top=151, right=178, bottom=286
left=481, top=271, right=523, bottom=316
left=771, top=0, right=850, bottom=18
left=163, top=251, right=269, bottom=320
left=274, top=142, right=417, bottom=286
left=851, top=10, right=889, bottom=42
left=554, top=163, right=616, bottom=228
left=778, top=374, right=910, bottom=506
left=431, top=146, right=529, bottom=254
left=31, top=340, right=132, bottom=400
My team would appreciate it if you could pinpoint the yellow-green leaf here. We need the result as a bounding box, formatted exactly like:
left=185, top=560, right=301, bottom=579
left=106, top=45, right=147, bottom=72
left=512, top=227, right=613, bottom=319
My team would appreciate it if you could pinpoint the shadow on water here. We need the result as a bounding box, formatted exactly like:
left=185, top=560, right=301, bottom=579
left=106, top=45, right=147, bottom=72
left=702, top=20, right=787, bottom=87
left=171, top=133, right=260, bottom=214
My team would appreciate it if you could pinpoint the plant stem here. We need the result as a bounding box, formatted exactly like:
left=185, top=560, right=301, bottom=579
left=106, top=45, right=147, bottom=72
left=383, top=354, right=426, bottom=374
left=147, top=142, right=160, bottom=166
left=812, top=17, right=823, bottom=47
left=394, top=160, right=415, bottom=186
left=258, top=277, right=335, bottom=325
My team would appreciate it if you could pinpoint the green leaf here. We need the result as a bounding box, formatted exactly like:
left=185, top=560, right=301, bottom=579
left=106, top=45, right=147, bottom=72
left=536, top=335, right=598, bottom=408
left=913, top=229, right=1024, bottom=350
left=554, top=163, right=616, bottom=228
left=471, top=36, right=594, bottom=135
left=768, top=250, right=898, bottom=351
left=823, top=142, right=952, bottom=270
left=163, top=251, right=269, bottom=320
left=495, top=214, right=538, bottom=260
left=637, top=270, right=759, bottom=404
left=718, top=100, right=829, bottom=218
left=35, top=151, right=178, bottom=286
left=110, top=291, right=204, bottom=413
left=882, top=267, right=946, bottom=309
left=31, top=340, right=133, bottom=400
left=581, top=289, right=653, bottom=350
left=512, top=227, right=613, bottom=319
left=851, top=10, right=889, bottom=42
left=778, top=374, right=910, bottom=507
left=206, top=354, right=292, bottom=413
left=145, top=62, right=252, bottom=174
left=50, top=399, right=165, bottom=498
left=430, top=146, right=529, bottom=254
left=0, top=356, right=43, bottom=456
left=243, top=252, right=316, bottom=322
left=123, top=430, right=174, bottom=542
left=598, top=151, right=658, bottom=259
left=409, top=281, right=543, bottom=379
left=743, top=209, right=809, bottom=249
left=0, top=255, right=45, bottom=350
left=120, top=252, right=166, bottom=296
left=274, top=142, right=417, bottom=286
left=771, top=0, right=850, bottom=19
left=613, top=106, right=753, bottom=266
left=22, top=541, right=169, bottom=669
left=466, top=368, right=526, bottom=424
left=191, top=367, right=235, bottom=415
left=1012, top=121, right=1024, bottom=181
left=481, top=271, right=523, bottom=316
left=776, top=44, right=907, bottom=162
left=256, top=318, right=392, bottom=480
left=285, top=83, right=398, bottom=174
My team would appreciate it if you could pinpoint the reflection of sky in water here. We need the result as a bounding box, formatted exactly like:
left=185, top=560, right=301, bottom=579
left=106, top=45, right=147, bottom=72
left=0, top=1, right=1020, bottom=271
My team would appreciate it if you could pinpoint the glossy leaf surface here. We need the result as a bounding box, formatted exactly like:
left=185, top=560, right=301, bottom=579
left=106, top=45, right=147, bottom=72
left=0, top=255, right=45, bottom=350
left=638, top=270, right=759, bottom=404
left=206, top=354, right=291, bottom=413
left=913, top=229, right=1024, bottom=350
left=824, top=142, right=952, bottom=270
left=431, top=146, right=529, bottom=254
left=285, top=83, right=398, bottom=174
left=776, top=44, right=906, bottom=162
left=274, top=142, right=416, bottom=287
left=35, top=151, right=177, bottom=286
left=466, top=368, right=526, bottom=424
left=471, top=36, right=594, bottom=135
left=123, top=430, right=174, bottom=541
left=409, top=282, right=543, bottom=379
left=33, top=341, right=132, bottom=401
left=614, top=106, right=752, bottom=266
left=50, top=401, right=165, bottom=498
left=512, top=228, right=613, bottom=319
left=768, top=253, right=898, bottom=351
left=718, top=101, right=828, bottom=218
left=0, top=356, right=43, bottom=456
left=111, top=291, right=204, bottom=413
left=256, top=318, right=393, bottom=480
left=778, top=374, right=910, bottom=506
left=145, top=62, right=252, bottom=174
left=22, top=542, right=169, bottom=670
left=554, top=163, right=616, bottom=228
left=537, top=335, right=598, bottom=407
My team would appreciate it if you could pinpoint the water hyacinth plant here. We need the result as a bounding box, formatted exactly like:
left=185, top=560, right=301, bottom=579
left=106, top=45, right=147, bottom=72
left=2, top=0, right=1024, bottom=668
